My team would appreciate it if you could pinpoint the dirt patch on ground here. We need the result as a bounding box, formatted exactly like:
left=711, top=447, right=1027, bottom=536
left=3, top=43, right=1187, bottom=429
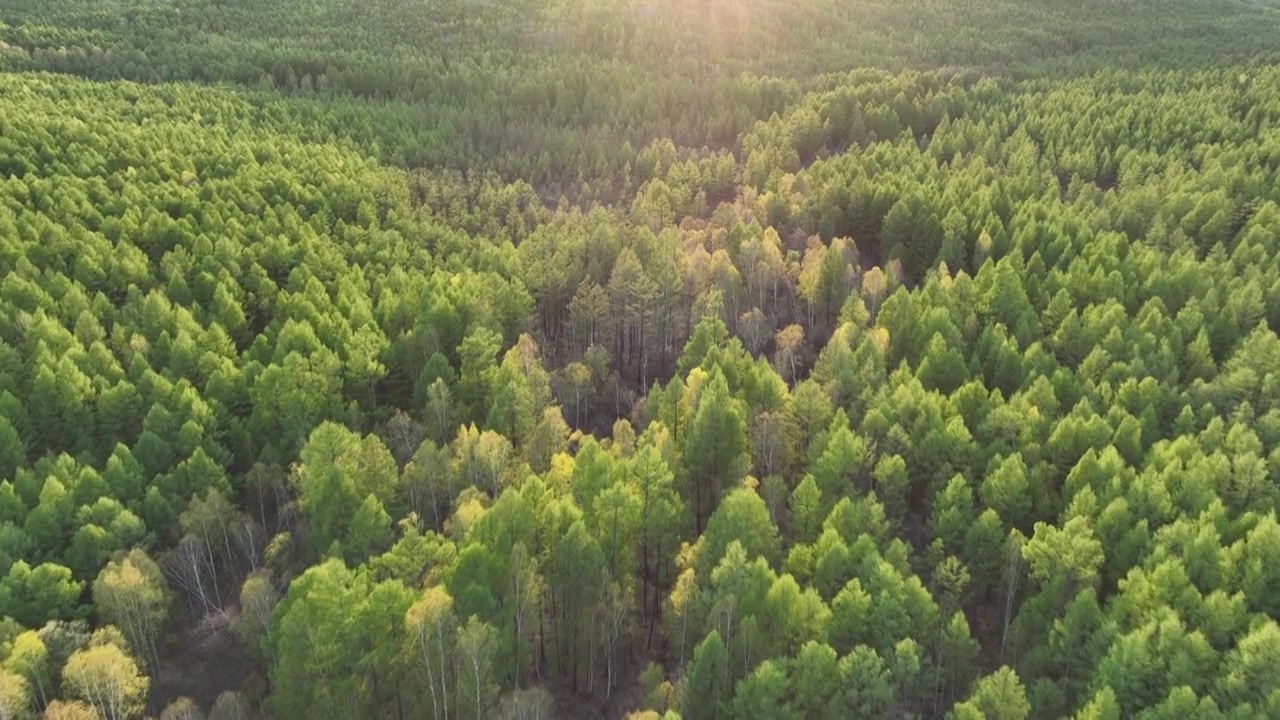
left=151, top=608, right=259, bottom=714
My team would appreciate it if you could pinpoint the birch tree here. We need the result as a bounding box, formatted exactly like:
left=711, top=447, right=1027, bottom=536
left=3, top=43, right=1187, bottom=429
left=63, top=642, right=148, bottom=720
left=93, top=549, right=169, bottom=671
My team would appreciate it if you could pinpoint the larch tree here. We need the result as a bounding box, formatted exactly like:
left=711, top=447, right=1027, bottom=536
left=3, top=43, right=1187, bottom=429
left=683, top=630, right=731, bottom=720
left=680, top=372, right=749, bottom=534
left=950, top=666, right=1030, bottom=720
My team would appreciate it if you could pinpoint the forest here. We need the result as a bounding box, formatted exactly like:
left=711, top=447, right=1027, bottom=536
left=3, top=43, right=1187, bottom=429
left=1, top=0, right=1280, bottom=718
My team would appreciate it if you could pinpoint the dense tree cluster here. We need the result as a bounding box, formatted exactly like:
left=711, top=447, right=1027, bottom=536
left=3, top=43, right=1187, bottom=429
left=2, top=0, right=1280, bottom=718
left=3, top=0, right=1278, bottom=192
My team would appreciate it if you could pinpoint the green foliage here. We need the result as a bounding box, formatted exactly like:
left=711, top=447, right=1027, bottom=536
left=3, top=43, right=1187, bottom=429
left=698, top=487, right=782, bottom=580
left=3, top=0, right=1280, bottom=717
left=681, top=372, right=750, bottom=534
left=294, top=423, right=399, bottom=558
left=683, top=631, right=731, bottom=720
left=268, top=560, right=414, bottom=718
left=0, top=562, right=83, bottom=628
left=952, top=667, right=1031, bottom=720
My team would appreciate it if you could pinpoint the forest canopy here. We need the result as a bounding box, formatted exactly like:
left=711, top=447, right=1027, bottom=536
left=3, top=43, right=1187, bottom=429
left=1, top=0, right=1280, bottom=718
